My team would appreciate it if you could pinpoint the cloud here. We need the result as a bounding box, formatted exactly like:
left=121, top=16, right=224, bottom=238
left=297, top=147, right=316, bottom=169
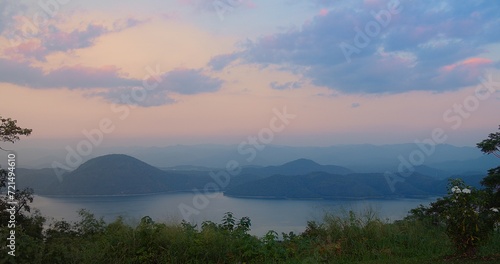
left=208, top=53, right=240, bottom=71
left=178, top=0, right=256, bottom=20
left=4, top=40, right=47, bottom=61
left=3, top=17, right=145, bottom=61
left=0, top=58, right=139, bottom=89
left=351, top=102, right=360, bottom=108
left=318, top=9, right=329, bottom=17
left=269, top=81, right=302, bottom=90
left=91, top=68, right=224, bottom=107
left=0, top=0, right=26, bottom=35
left=179, top=0, right=256, bottom=11
left=0, top=59, right=223, bottom=107
left=88, top=87, right=177, bottom=107
left=43, top=24, right=108, bottom=52
left=158, top=69, right=223, bottom=94
left=214, top=0, right=500, bottom=94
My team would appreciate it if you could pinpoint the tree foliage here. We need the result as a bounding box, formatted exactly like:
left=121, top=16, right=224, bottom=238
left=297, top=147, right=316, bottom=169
left=477, top=125, right=500, bottom=158
left=0, top=115, right=40, bottom=263
left=477, top=125, right=500, bottom=207
left=0, top=116, right=34, bottom=219
left=0, top=116, right=32, bottom=145
left=406, top=126, right=500, bottom=258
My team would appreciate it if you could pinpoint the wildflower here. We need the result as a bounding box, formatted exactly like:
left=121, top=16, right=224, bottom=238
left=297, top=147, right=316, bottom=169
left=462, top=188, right=471, bottom=194
left=491, top=208, right=499, bottom=213
left=451, top=186, right=461, bottom=193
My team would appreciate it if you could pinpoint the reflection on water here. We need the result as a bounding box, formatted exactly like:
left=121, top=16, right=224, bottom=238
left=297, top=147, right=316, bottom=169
left=31, top=193, right=437, bottom=237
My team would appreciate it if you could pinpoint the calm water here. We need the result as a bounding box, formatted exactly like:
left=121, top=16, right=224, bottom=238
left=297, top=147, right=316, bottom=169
left=32, top=193, right=436, bottom=237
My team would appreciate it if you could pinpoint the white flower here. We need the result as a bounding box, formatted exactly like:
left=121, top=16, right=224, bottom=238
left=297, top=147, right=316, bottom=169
left=462, top=188, right=471, bottom=194
left=451, top=186, right=461, bottom=193
left=491, top=208, right=499, bottom=213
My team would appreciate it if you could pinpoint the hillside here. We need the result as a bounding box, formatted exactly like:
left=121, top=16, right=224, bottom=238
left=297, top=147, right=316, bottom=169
left=17, top=154, right=227, bottom=195
left=228, top=158, right=352, bottom=188
left=225, top=172, right=427, bottom=199
left=15, top=154, right=490, bottom=197
left=224, top=171, right=487, bottom=199
left=16, top=144, right=487, bottom=173
left=46, top=154, right=180, bottom=195
left=16, top=168, right=61, bottom=193
left=244, top=158, right=352, bottom=176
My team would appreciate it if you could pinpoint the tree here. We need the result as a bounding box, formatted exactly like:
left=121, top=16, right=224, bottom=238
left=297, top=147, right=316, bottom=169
left=0, top=116, right=36, bottom=228
left=0, top=116, right=43, bottom=262
left=405, top=126, right=500, bottom=258
left=0, top=116, right=32, bottom=147
left=477, top=125, right=500, bottom=158
left=477, top=125, right=500, bottom=207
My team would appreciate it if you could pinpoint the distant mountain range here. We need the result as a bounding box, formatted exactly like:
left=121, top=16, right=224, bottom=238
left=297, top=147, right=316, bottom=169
left=13, top=144, right=497, bottom=177
left=225, top=172, right=436, bottom=199
left=17, top=154, right=216, bottom=195
left=15, top=153, right=494, bottom=198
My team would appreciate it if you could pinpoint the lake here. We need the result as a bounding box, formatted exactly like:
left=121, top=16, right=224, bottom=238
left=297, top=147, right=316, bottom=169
left=31, top=192, right=437, bottom=237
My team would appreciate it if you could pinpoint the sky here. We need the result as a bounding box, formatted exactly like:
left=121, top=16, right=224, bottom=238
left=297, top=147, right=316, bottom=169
left=1, top=0, right=499, bottom=150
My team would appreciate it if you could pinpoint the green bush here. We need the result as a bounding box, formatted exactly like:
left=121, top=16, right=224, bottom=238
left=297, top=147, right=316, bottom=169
left=2, top=208, right=499, bottom=263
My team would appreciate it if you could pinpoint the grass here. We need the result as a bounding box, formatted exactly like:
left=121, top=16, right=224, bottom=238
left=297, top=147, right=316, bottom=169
left=3, top=209, right=500, bottom=263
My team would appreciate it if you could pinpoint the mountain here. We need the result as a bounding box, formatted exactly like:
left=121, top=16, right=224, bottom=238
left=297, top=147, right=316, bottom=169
left=16, top=168, right=60, bottom=193
left=224, top=167, right=489, bottom=200
left=17, top=154, right=227, bottom=196
left=428, top=155, right=498, bottom=175
left=227, top=159, right=352, bottom=188
left=15, top=144, right=485, bottom=173
left=243, top=158, right=351, bottom=176
left=224, top=172, right=442, bottom=199
left=14, top=153, right=491, bottom=198
left=46, top=154, right=187, bottom=195
left=413, top=165, right=452, bottom=179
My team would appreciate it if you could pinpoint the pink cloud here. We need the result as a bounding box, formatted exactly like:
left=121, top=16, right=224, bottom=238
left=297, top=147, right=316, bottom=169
left=4, top=17, right=144, bottom=61
left=243, top=0, right=257, bottom=8
left=4, top=40, right=47, bottom=61
left=44, top=64, right=134, bottom=89
left=437, top=57, right=493, bottom=85
left=363, top=0, right=384, bottom=8
left=319, top=9, right=329, bottom=16
left=45, top=24, right=107, bottom=52
left=441, top=57, right=493, bottom=72
left=161, top=12, right=181, bottom=20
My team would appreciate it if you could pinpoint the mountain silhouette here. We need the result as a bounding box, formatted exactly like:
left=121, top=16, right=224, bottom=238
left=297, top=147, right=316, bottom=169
left=241, top=158, right=351, bottom=176
left=48, top=154, right=175, bottom=195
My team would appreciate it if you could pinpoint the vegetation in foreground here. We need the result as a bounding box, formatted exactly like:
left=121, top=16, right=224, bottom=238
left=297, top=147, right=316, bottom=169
left=0, top=208, right=499, bottom=264
left=1, top=119, right=499, bottom=263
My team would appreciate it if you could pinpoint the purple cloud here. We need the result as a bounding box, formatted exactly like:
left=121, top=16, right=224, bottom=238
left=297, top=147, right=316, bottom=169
left=0, top=59, right=139, bottom=89
left=208, top=53, right=240, bottom=71
left=44, top=24, right=108, bottom=52
left=213, top=0, right=500, bottom=94
left=92, top=68, right=224, bottom=107
left=158, top=69, right=223, bottom=94
left=4, top=17, right=145, bottom=61
left=270, top=81, right=302, bottom=90
left=0, top=58, right=223, bottom=107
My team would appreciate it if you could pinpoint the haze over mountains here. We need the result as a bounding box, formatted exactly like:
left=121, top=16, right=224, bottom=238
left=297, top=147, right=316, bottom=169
left=14, top=144, right=497, bottom=175
left=18, top=142, right=498, bottom=199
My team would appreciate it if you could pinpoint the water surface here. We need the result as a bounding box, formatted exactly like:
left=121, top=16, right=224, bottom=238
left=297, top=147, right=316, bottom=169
left=32, top=193, right=436, bottom=236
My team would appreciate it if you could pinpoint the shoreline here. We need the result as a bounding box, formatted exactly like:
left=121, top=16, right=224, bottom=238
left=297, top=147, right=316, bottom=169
left=223, top=193, right=439, bottom=201
left=35, top=191, right=439, bottom=201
